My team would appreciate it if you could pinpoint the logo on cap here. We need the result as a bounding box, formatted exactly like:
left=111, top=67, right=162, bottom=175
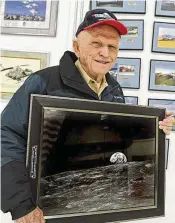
left=92, top=13, right=114, bottom=21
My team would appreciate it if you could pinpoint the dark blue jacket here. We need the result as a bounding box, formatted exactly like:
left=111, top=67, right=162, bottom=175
left=1, top=51, right=125, bottom=220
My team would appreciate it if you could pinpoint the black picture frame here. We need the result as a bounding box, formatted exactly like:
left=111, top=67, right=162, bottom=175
left=152, top=22, right=175, bottom=54
left=119, top=20, right=144, bottom=50
left=109, top=57, right=141, bottom=89
left=90, top=0, right=146, bottom=14
left=26, top=95, right=166, bottom=223
left=148, top=60, right=175, bottom=93
left=155, top=0, right=175, bottom=18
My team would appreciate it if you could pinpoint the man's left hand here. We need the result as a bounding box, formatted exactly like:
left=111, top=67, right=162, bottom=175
left=159, top=111, right=175, bottom=135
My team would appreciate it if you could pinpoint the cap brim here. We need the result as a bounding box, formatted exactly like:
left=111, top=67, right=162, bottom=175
left=83, top=20, right=128, bottom=35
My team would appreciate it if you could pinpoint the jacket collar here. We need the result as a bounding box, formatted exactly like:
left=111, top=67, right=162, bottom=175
left=59, top=51, right=118, bottom=99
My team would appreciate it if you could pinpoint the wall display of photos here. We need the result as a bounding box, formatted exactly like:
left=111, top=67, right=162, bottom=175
left=1, top=50, right=50, bottom=99
left=166, top=139, right=170, bottom=169
left=91, top=0, right=146, bottom=14
left=119, top=20, right=144, bottom=50
left=0, top=0, right=58, bottom=36
left=152, top=22, right=175, bottom=54
left=109, top=58, right=141, bottom=89
left=148, top=99, right=175, bottom=131
left=155, top=0, right=175, bottom=18
left=149, top=60, right=175, bottom=92
left=124, top=96, right=138, bottom=105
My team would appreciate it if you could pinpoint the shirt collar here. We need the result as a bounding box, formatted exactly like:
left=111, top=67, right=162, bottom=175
left=75, top=59, right=108, bottom=87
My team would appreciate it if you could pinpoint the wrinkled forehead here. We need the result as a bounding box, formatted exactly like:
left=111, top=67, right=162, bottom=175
left=87, top=25, right=120, bottom=39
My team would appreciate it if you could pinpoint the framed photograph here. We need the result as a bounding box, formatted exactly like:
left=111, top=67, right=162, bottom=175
left=155, top=0, right=175, bottom=17
left=109, top=58, right=141, bottom=89
left=152, top=22, right=175, bottom=54
left=119, top=20, right=144, bottom=50
left=26, top=95, right=166, bottom=223
left=125, top=96, right=138, bottom=105
left=0, top=0, right=58, bottom=36
left=165, top=139, right=170, bottom=169
left=90, top=0, right=146, bottom=14
left=1, top=50, right=50, bottom=99
left=148, top=60, right=175, bottom=92
left=148, top=98, right=175, bottom=131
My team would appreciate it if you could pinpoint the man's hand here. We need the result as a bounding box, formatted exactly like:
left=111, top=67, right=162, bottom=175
left=159, top=111, right=175, bottom=135
left=16, top=207, right=45, bottom=223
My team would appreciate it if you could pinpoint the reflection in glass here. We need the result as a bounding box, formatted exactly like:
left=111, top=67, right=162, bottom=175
left=39, top=108, right=156, bottom=216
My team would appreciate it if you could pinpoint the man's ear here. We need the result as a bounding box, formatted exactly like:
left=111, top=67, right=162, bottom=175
left=73, top=40, right=80, bottom=58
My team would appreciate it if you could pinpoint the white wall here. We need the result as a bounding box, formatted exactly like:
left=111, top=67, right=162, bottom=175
left=1, top=0, right=175, bottom=222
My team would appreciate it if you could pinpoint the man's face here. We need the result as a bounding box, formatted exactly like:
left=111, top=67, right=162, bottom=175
left=73, top=25, right=121, bottom=81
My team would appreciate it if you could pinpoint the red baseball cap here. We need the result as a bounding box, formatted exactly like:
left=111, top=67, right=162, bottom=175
left=76, top=9, right=128, bottom=37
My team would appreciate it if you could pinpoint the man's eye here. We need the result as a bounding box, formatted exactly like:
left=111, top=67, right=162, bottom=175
left=92, top=42, right=101, bottom=47
left=109, top=46, right=117, bottom=50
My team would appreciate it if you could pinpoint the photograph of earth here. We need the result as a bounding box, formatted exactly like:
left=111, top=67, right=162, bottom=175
left=36, top=109, right=157, bottom=217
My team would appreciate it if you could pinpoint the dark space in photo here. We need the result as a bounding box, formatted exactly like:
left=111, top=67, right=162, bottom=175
left=38, top=109, right=156, bottom=216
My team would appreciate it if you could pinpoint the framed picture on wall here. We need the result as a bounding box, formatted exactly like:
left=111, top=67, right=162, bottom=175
left=27, top=95, right=165, bottom=223
left=0, top=0, right=58, bottom=36
left=124, top=96, right=138, bottom=105
left=90, top=0, right=146, bottom=14
left=0, top=50, right=50, bottom=99
left=119, top=20, right=144, bottom=50
left=148, top=98, right=175, bottom=131
left=155, top=0, right=175, bottom=17
left=165, top=139, right=170, bottom=169
left=152, top=22, right=175, bottom=54
left=109, top=58, right=141, bottom=89
left=148, top=60, right=175, bottom=92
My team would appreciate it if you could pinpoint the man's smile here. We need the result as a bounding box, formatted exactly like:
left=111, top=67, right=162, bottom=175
left=94, top=60, right=110, bottom=64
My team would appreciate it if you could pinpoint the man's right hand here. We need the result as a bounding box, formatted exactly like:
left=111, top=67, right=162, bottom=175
left=16, top=207, right=45, bottom=223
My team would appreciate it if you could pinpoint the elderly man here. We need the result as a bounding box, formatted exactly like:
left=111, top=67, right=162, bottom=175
left=1, top=9, right=174, bottom=223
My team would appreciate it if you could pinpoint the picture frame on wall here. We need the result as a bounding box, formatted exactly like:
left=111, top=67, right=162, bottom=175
left=109, top=57, right=141, bottom=89
left=152, top=22, right=175, bottom=54
left=165, top=139, right=170, bottom=169
left=27, top=95, right=165, bottom=223
left=119, top=20, right=144, bottom=50
left=148, top=60, right=175, bottom=92
left=90, top=0, right=146, bottom=14
left=148, top=98, right=175, bottom=131
left=0, top=0, right=58, bottom=36
left=155, top=0, right=175, bottom=17
left=1, top=50, right=50, bottom=99
left=124, top=96, right=138, bottom=105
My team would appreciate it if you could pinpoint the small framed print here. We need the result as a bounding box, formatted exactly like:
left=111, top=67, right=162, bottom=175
left=148, top=60, right=175, bottom=92
left=1, top=50, right=50, bottom=99
left=148, top=98, right=175, bottom=131
left=165, top=139, right=170, bottom=169
left=155, top=0, right=175, bottom=17
left=27, top=95, right=166, bottom=223
left=90, top=0, right=146, bottom=14
left=119, top=20, right=144, bottom=50
left=0, top=0, right=58, bottom=36
left=109, top=58, right=141, bottom=89
left=152, top=22, right=175, bottom=54
left=125, top=96, right=138, bottom=105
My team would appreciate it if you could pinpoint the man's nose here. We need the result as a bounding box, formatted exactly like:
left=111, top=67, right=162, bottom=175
left=99, top=46, right=110, bottom=57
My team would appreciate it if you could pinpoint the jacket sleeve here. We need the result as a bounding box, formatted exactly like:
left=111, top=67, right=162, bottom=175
left=1, top=73, right=47, bottom=220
